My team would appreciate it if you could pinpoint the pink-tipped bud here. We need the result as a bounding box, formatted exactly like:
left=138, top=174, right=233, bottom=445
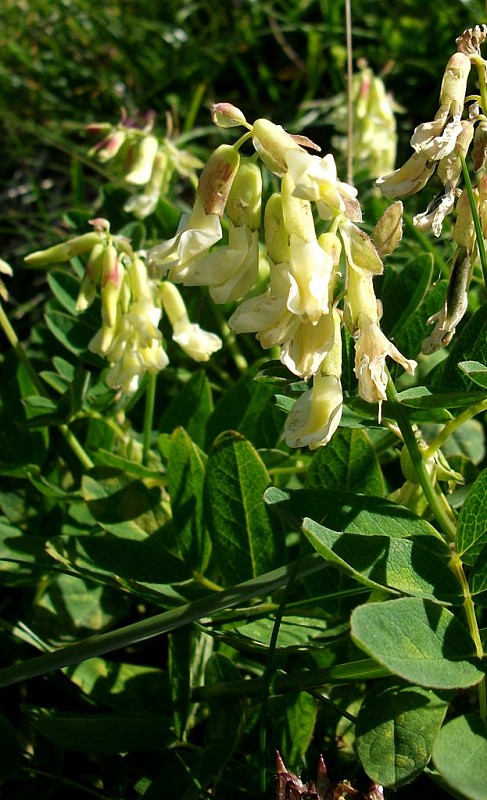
left=196, top=144, right=240, bottom=216
left=211, top=102, right=248, bottom=128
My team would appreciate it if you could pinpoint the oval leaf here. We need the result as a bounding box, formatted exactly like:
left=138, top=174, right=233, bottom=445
left=356, top=680, right=449, bottom=788
left=432, top=714, right=487, bottom=800
left=351, top=597, right=484, bottom=689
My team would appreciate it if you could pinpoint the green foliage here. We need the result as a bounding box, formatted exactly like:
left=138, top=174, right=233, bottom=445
left=0, top=3, right=487, bottom=800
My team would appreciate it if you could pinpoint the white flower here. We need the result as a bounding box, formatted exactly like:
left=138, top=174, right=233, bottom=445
left=185, top=221, right=260, bottom=303
left=285, top=150, right=361, bottom=221
left=280, top=313, right=336, bottom=380
left=285, top=234, right=333, bottom=323
left=228, top=262, right=299, bottom=349
left=159, top=281, right=222, bottom=361
left=281, top=373, right=343, bottom=449
left=410, top=117, right=464, bottom=161
left=147, top=198, right=222, bottom=282
left=172, top=320, right=222, bottom=361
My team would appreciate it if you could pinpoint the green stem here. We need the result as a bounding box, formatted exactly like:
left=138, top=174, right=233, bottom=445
left=473, top=55, right=487, bottom=123
left=423, top=398, right=487, bottom=459
left=450, top=554, right=486, bottom=720
left=258, top=540, right=304, bottom=795
left=460, top=151, right=487, bottom=289
left=0, top=301, right=94, bottom=471
left=386, top=376, right=456, bottom=542
left=142, top=372, right=157, bottom=465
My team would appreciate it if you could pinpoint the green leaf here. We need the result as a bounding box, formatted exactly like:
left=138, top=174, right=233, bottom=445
left=167, top=427, right=210, bottom=572
left=306, top=428, right=385, bottom=495
left=271, top=692, right=317, bottom=773
left=196, top=653, right=244, bottom=788
left=381, top=253, right=433, bottom=337
left=205, top=371, right=284, bottom=449
left=459, top=360, right=487, bottom=389
left=397, top=386, right=487, bottom=409
left=47, top=269, right=81, bottom=315
left=47, top=530, right=192, bottom=588
left=33, top=712, right=173, bottom=752
left=265, top=486, right=441, bottom=539
left=456, top=468, right=487, bottom=565
left=351, top=597, right=484, bottom=689
left=302, top=519, right=462, bottom=603
left=0, top=712, right=22, bottom=780
left=436, top=304, right=487, bottom=391
left=432, top=714, right=487, bottom=800
left=44, top=296, right=102, bottom=362
left=232, top=616, right=346, bottom=651
left=159, top=371, right=213, bottom=449
left=356, top=680, right=449, bottom=788
left=468, top=543, right=487, bottom=606
left=0, top=353, right=48, bottom=466
left=81, top=474, right=162, bottom=526
left=65, top=658, right=170, bottom=714
left=204, top=431, right=284, bottom=585
left=169, top=630, right=212, bottom=740
left=392, top=278, right=447, bottom=360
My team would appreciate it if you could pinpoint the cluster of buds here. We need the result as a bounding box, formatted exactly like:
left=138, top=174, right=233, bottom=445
left=377, top=26, right=487, bottom=352
left=147, top=103, right=416, bottom=448
left=328, top=60, right=398, bottom=178
left=86, top=110, right=203, bottom=219
left=276, top=752, right=383, bottom=800
left=24, top=219, right=221, bottom=394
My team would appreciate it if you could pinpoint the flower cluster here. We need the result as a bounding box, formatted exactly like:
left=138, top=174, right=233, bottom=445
left=146, top=104, right=416, bottom=448
left=328, top=60, right=398, bottom=178
left=376, top=26, right=487, bottom=353
left=86, top=110, right=203, bottom=219
left=25, top=219, right=221, bottom=394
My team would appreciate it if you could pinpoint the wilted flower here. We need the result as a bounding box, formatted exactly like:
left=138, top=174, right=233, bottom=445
left=354, top=314, right=417, bottom=413
left=376, top=151, right=436, bottom=198
left=410, top=52, right=471, bottom=161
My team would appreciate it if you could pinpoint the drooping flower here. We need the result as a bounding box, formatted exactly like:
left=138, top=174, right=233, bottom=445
left=376, top=152, right=436, bottom=198
left=354, top=314, right=417, bottom=412
left=281, top=372, right=343, bottom=449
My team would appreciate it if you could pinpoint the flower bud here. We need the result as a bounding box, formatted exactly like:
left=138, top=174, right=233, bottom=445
left=225, top=160, right=262, bottom=230
left=264, top=193, right=290, bottom=265
left=371, top=201, right=404, bottom=256
left=125, top=135, right=159, bottom=185
left=251, top=118, right=303, bottom=176
left=196, top=144, right=240, bottom=216
left=438, top=52, right=471, bottom=119
left=89, top=129, right=127, bottom=162
left=211, top=102, right=248, bottom=128
left=101, top=244, right=123, bottom=328
left=24, top=232, right=102, bottom=267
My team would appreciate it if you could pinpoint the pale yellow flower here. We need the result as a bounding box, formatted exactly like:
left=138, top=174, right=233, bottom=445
left=147, top=198, right=222, bottom=282
left=281, top=373, right=343, bottom=449
left=285, top=150, right=361, bottom=221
